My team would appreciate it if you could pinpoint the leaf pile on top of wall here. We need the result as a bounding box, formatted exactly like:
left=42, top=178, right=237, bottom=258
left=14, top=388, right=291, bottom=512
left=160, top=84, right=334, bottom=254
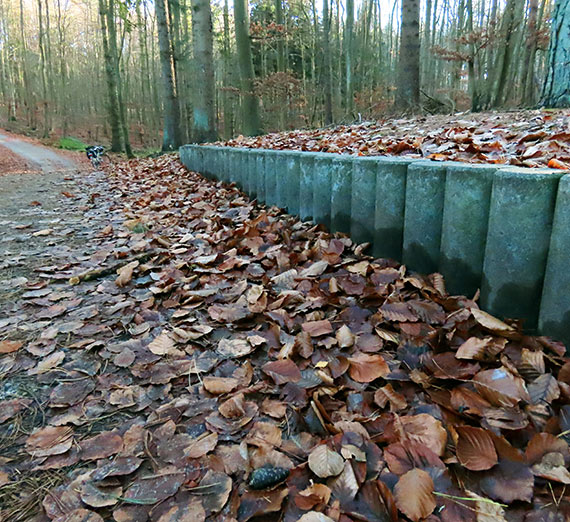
left=218, top=109, right=570, bottom=170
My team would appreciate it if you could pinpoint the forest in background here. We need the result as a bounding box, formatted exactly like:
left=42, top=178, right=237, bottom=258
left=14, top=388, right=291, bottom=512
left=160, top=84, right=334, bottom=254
left=0, top=0, right=567, bottom=152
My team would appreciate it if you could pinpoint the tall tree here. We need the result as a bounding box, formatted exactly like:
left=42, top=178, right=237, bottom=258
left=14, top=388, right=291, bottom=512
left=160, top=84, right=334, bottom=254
left=155, top=0, right=182, bottom=150
left=191, top=0, right=217, bottom=142
left=541, top=0, right=570, bottom=108
left=345, top=0, right=354, bottom=117
left=234, top=0, right=262, bottom=135
left=395, top=0, right=420, bottom=111
left=322, top=0, right=333, bottom=124
left=98, top=0, right=122, bottom=152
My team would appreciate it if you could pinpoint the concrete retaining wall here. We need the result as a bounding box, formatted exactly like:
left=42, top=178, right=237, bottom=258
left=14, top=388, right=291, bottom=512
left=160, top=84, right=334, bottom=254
left=180, top=144, right=570, bottom=347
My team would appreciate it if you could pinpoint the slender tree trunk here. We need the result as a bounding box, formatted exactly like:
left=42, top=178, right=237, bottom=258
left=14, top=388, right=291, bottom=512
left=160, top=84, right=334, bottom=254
left=191, top=0, right=217, bottom=142
left=222, top=0, right=234, bottom=138
left=155, top=0, right=182, bottom=150
left=395, top=0, right=420, bottom=111
left=98, top=0, right=122, bottom=151
left=234, top=0, right=262, bottom=135
left=345, top=0, right=354, bottom=117
left=275, top=0, right=285, bottom=72
left=542, top=0, right=570, bottom=108
left=521, top=0, right=539, bottom=105
left=322, top=0, right=333, bottom=124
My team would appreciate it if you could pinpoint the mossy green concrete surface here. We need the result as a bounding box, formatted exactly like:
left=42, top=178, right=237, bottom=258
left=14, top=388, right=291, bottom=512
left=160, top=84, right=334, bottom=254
left=481, top=168, right=563, bottom=330
left=350, top=157, right=378, bottom=246
left=539, top=174, right=570, bottom=346
left=439, top=163, right=497, bottom=296
left=330, top=156, right=354, bottom=234
left=313, top=155, right=334, bottom=229
left=299, top=154, right=315, bottom=221
left=373, top=158, right=411, bottom=261
left=403, top=162, right=447, bottom=274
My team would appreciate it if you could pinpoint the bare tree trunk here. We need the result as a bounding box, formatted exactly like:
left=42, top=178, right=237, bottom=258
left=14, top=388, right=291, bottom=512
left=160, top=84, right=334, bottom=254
left=222, top=0, right=234, bottom=138
left=155, top=0, right=182, bottom=150
left=521, top=0, right=539, bottom=106
left=345, top=0, right=354, bottom=117
left=234, top=0, right=262, bottom=135
left=98, top=0, right=122, bottom=151
left=191, top=0, right=217, bottom=142
left=542, top=0, right=570, bottom=108
left=395, top=0, right=420, bottom=111
left=322, top=0, right=333, bottom=124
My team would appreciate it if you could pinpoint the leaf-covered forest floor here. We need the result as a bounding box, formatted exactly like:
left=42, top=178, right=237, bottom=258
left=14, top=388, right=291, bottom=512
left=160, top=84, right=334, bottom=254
left=1, top=149, right=569, bottom=522
left=221, top=109, right=570, bottom=169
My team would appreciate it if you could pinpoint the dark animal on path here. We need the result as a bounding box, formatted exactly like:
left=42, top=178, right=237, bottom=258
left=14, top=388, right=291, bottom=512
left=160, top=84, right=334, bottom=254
left=85, top=145, right=105, bottom=168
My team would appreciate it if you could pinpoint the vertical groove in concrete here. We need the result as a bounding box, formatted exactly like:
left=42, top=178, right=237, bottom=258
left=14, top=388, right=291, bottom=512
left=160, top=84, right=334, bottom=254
left=313, top=155, right=333, bottom=229
left=439, top=163, right=497, bottom=296
left=264, top=151, right=278, bottom=207
left=351, top=157, right=378, bottom=246
left=299, top=154, right=315, bottom=221
left=284, top=151, right=301, bottom=215
left=481, top=168, right=563, bottom=330
left=255, top=152, right=266, bottom=203
left=402, top=162, right=447, bottom=274
left=247, top=152, right=257, bottom=198
left=373, top=158, right=411, bottom=260
left=330, top=156, right=354, bottom=234
left=540, top=175, right=570, bottom=346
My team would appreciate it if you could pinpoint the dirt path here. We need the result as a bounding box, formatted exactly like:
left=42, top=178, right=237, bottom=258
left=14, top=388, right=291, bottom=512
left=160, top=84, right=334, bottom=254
left=0, top=132, right=76, bottom=173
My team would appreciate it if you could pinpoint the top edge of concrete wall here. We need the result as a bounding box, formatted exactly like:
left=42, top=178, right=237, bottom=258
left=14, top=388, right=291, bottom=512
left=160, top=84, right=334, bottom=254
left=180, top=145, right=566, bottom=175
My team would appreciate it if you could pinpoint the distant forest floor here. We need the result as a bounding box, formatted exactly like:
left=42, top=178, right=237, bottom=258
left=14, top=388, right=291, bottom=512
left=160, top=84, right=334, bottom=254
left=220, top=109, right=570, bottom=169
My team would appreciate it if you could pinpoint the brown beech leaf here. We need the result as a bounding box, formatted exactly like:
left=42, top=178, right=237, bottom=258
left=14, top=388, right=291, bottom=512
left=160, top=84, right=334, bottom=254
left=217, top=338, right=255, bottom=358
left=184, top=432, right=218, bottom=459
left=194, top=470, right=232, bottom=515
left=347, top=353, right=389, bottom=383
left=380, top=301, right=418, bottom=322
left=115, top=260, right=139, bottom=287
left=525, top=432, right=569, bottom=465
left=384, top=441, right=445, bottom=475
left=473, top=367, right=530, bottom=407
left=148, top=331, right=175, bottom=355
left=374, top=384, right=407, bottom=411
left=25, top=426, right=73, bottom=458
left=455, top=336, right=507, bottom=361
left=470, top=308, right=515, bottom=333
left=0, top=340, right=23, bottom=353
left=123, top=470, right=185, bottom=503
left=398, top=414, right=448, bottom=457
left=262, top=359, right=302, bottom=384
left=79, top=431, right=123, bottom=461
left=328, top=460, right=359, bottom=505
left=203, top=376, right=239, bottom=395
left=527, top=373, right=560, bottom=405
left=295, top=483, right=332, bottom=510
left=302, top=320, right=333, bottom=337
left=245, top=421, right=282, bottom=447
left=156, top=499, right=206, bottom=522
left=455, top=426, right=498, bottom=471
left=308, top=445, right=345, bottom=478
left=394, top=468, right=436, bottom=522
left=336, top=324, right=355, bottom=348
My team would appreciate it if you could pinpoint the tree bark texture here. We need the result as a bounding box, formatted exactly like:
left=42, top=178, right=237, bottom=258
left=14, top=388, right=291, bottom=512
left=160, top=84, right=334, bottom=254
left=191, top=0, right=217, bottom=142
left=542, top=0, right=570, bottom=108
left=395, top=0, right=420, bottom=111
